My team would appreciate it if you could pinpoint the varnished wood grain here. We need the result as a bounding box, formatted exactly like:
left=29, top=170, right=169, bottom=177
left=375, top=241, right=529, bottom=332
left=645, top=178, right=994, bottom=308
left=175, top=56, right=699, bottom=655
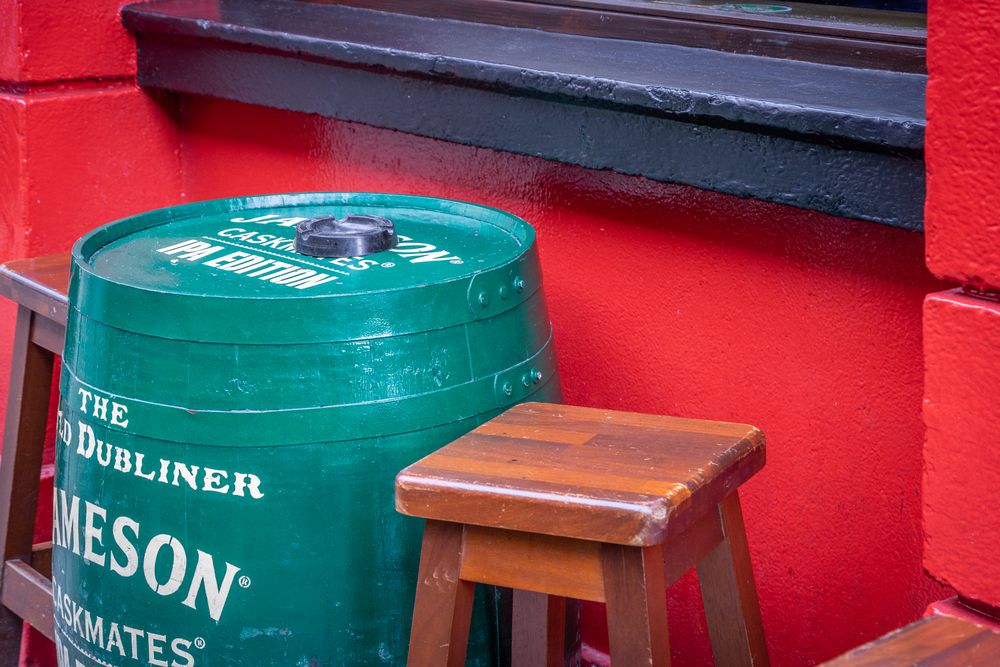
left=663, top=509, right=723, bottom=587
left=407, top=520, right=476, bottom=667
left=396, top=402, right=765, bottom=546
left=461, top=526, right=605, bottom=602
left=30, top=543, right=51, bottom=580
left=0, top=560, right=53, bottom=641
left=602, top=544, right=670, bottom=667
left=820, top=615, right=1000, bottom=666
left=0, top=255, right=69, bottom=662
left=0, top=307, right=57, bottom=664
left=0, top=254, right=70, bottom=323
left=28, top=312, right=65, bottom=355
left=400, top=404, right=768, bottom=667
left=511, top=591, right=565, bottom=667
left=698, top=493, right=770, bottom=667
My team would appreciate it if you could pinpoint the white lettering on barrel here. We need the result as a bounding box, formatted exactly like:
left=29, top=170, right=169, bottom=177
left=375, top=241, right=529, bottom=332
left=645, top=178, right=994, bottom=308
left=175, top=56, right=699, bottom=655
left=113, top=447, right=131, bottom=473
left=229, top=213, right=280, bottom=223
left=76, top=421, right=264, bottom=496
left=92, top=395, right=108, bottom=422
left=54, top=489, right=245, bottom=622
left=110, top=402, right=129, bottom=428
left=232, top=472, right=264, bottom=499
left=54, top=489, right=80, bottom=554
left=72, top=422, right=266, bottom=500
left=76, top=422, right=96, bottom=458
left=171, top=462, right=199, bottom=490
left=54, top=635, right=70, bottom=664
left=391, top=235, right=463, bottom=263
left=202, top=468, right=229, bottom=494
left=181, top=549, right=241, bottom=622
left=143, top=534, right=187, bottom=596
left=106, top=623, right=125, bottom=656
left=54, top=580, right=202, bottom=665
left=204, top=250, right=249, bottom=268
left=133, top=452, right=156, bottom=480
left=147, top=631, right=168, bottom=667
left=156, top=239, right=222, bottom=261
left=77, top=387, right=129, bottom=430
left=83, top=501, right=106, bottom=566
left=85, top=611, right=103, bottom=647
left=172, top=638, right=194, bottom=667
left=229, top=213, right=308, bottom=227
left=123, top=625, right=144, bottom=660
left=57, top=410, right=72, bottom=446
left=96, top=440, right=112, bottom=467
left=110, top=516, right=140, bottom=577
left=77, top=388, right=92, bottom=413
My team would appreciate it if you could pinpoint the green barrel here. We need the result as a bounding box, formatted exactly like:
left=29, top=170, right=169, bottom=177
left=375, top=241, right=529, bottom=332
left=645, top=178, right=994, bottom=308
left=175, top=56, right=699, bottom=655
left=51, top=193, right=559, bottom=666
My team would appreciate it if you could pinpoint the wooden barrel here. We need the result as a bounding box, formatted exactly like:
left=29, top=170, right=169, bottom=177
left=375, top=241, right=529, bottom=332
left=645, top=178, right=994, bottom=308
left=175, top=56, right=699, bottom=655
left=52, top=193, right=559, bottom=666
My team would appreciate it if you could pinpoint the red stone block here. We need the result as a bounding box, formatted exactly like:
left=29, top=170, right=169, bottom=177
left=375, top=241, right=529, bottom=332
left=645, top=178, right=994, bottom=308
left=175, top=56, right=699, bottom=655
left=924, top=289, right=1000, bottom=605
left=0, top=0, right=135, bottom=83
left=0, top=85, right=180, bottom=667
left=0, top=84, right=182, bottom=260
left=925, top=2, right=1000, bottom=289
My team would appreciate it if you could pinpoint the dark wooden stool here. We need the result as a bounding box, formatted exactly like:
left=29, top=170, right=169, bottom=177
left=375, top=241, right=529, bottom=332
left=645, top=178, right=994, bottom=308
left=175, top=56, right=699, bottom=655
left=396, top=402, right=770, bottom=667
left=0, top=253, right=70, bottom=663
left=819, top=615, right=1000, bottom=666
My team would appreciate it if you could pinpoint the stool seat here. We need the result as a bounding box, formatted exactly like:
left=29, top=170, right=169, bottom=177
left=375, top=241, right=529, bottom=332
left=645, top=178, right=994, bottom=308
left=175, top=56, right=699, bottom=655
left=819, top=616, right=1000, bottom=666
left=396, top=402, right=765, bottom=545
left=398, top=402, right=769, bottom=667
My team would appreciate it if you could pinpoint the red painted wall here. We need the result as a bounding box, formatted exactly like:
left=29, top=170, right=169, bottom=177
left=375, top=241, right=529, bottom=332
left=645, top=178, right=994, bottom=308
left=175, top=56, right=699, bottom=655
left=0, top=84, right=181, bottom=664
left=923, top=291, right=1000, bottom=605
left=167, top=97, right=948, bottom=665
left=0, top=2, right=973, bottom=664
left=0, top=0, right=135, bottom=82
left=925, top=2, right=1000, bottom=290
left=0, top=3, right=182, bottom=663
left=923, top=0, right=1000, bottom=608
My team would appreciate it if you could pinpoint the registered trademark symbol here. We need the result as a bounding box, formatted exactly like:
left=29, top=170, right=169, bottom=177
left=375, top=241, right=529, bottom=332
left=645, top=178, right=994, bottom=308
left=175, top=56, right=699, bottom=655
left=381, top=262, right=395, bottom=268
left=194, top=638, right=206, bottom=650
left=239, top=576, right=252, bottom=588
left=451, top=259, right=463, bottom=264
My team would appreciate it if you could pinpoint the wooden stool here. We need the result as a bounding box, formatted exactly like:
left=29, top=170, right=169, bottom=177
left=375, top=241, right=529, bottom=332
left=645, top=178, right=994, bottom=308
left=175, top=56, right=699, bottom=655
left=397, top=402, right=770, bottom=667
left=819, top=615, right=1000, bottom=666
left=0, top=253, right=70, bottom=663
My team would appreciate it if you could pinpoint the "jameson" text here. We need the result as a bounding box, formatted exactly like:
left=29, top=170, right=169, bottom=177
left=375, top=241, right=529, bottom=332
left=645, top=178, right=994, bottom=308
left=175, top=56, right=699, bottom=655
left=53, top=488, right=243, bottom=623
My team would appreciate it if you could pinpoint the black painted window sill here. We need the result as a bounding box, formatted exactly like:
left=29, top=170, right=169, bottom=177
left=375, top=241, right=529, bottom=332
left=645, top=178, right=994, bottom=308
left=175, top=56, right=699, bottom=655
left=123, top=0, right=926, bottom=230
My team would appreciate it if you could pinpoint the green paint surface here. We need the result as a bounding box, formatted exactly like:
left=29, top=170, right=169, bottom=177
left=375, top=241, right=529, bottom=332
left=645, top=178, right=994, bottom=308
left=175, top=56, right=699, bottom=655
left=53, top=193, right=559, bottom=666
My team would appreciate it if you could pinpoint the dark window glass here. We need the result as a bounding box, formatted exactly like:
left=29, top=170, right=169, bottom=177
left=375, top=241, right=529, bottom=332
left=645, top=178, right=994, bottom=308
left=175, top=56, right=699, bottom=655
left=802, top=1, right=925, bottom=9
left=316, top=0, right=926, bottom=71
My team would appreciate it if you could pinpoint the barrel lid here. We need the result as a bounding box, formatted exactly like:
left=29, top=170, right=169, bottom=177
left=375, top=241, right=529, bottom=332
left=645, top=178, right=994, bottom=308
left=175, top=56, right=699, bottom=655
left=71, top=193, right=540, bottom=344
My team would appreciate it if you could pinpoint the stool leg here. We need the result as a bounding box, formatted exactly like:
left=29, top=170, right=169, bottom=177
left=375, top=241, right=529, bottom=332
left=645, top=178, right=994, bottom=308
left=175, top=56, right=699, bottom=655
left=512, top=590, right=565, bottom=667
left=601, top=543, right=670, bottom=667
left=0, top=309, right=54, bottom=665
left=407, top=520, right=475, bottom=667
left=697, top=492, right=769, bottom=667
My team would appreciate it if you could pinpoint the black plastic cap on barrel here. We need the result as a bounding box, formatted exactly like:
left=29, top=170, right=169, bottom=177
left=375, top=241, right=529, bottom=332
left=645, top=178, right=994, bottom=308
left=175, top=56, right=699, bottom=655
left=294, top=215, right=398, bottom=258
